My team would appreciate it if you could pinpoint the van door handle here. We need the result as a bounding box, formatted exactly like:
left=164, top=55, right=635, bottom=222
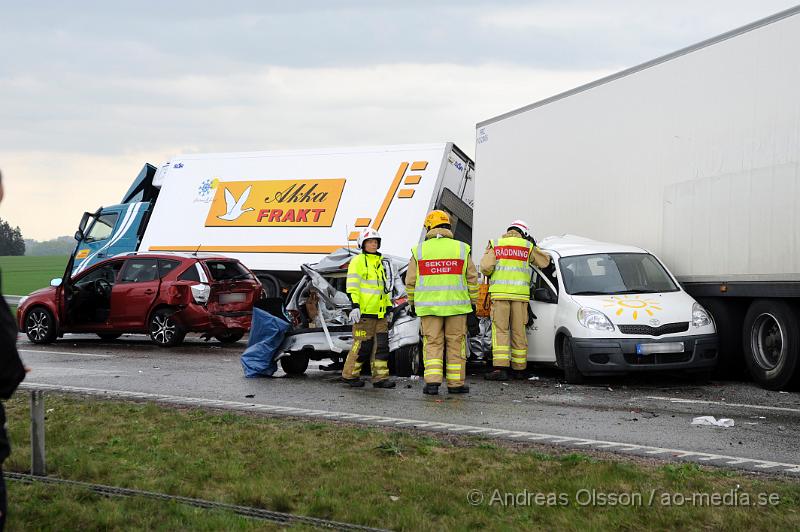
left=144, top=289, right=154, bottom=295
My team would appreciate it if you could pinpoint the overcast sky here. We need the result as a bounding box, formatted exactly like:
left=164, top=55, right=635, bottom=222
left=1, top=0, right=797, bottom=240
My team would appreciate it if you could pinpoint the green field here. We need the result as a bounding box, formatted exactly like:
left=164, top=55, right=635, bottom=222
left=5, top=394, right=800, bottom=531
left=0, top=255, right=68, bottom=296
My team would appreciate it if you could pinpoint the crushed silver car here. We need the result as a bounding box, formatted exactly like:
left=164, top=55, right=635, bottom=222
left=279, top=248, right=423, bottom=376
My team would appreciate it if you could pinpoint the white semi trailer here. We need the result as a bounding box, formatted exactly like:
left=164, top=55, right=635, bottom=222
left=474, top=6, right=800, bottom=389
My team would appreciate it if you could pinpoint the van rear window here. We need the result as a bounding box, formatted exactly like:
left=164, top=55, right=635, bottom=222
left=203, top=261, right=253, bottom=281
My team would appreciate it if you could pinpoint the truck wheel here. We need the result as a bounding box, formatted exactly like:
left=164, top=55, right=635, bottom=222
left=280, top=352, right=309, bottom=376
left=257, top=273, right=282, bottom=299
left=149, top=309, right=186, bottom=347
left=215, top=330, right=245, bottom=344
left=97, top=333, right=122, bottom=341
left=393, top=343, right=422, bottom=377
left=696, top=298, right=747, bottom=379
left=24, top=307, right=57, bottom=344
left=561, top=336, right=584, bottom=384
left=743, top=300, right=800, bottom=390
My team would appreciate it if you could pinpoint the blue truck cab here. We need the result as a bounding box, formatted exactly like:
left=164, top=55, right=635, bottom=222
left=71, top=164, right=159, bottom=275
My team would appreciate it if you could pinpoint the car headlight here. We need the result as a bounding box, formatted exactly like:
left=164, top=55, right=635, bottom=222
left=577, top=307, right=615, bottom=331
left=18, top=296, right=28, bottom=307
left=692, top=302, right=712, bottom=328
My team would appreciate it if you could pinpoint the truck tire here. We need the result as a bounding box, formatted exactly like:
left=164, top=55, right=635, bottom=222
left=695, top=298, right=747, bottom=379
left=280, top=352, right=309, bottom=376
left=149, top=308, right=186, bottom=347
left=742, top=300, right=800, bottom=390
left=561, top=336, right=584, bottom=384
left=393, top=343, right=422, bottom=377
left=257, top=274, right=282, bottom=299
left=24, top=307, right=57, bottom=344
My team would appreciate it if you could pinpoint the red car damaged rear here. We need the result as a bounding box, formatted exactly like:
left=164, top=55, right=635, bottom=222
left=17, top=253, right=262, bottom=347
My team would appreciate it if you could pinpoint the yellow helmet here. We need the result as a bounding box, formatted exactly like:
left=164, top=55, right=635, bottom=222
left=424, top=210, right=450, bottom=230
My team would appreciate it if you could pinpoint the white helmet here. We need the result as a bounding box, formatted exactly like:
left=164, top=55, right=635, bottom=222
left=508, top=220, right=530, bottom=238
left=357, top=227, right=382, bottom=249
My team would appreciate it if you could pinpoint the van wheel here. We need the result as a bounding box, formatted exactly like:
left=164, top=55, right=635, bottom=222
left=743, top=300, right=799, bottom=390
left=25, top=307, right=57, bottom=344
left=215, top=330, right=245, bottom=344
left=393, top=343, right=422, bottom=377
left=561, top=336, right=584, bottom=384
left=696, top=298, right=746, bottom=379
left=149, top=309, right=186, bottom=347
left=97, top=333, right=122, bottom=341
left=280, top=352, right=309, bottom=376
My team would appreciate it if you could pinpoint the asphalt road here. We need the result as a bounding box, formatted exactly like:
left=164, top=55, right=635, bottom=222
left=16, top=333, right=800, bottom=476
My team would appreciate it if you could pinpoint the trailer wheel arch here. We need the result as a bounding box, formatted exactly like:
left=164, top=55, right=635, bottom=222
left=695, top=297, right=748, bottom=379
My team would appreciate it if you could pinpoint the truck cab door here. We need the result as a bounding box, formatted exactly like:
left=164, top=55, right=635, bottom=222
left=528, top=264, right=559, bottom=363
left=72, top=202, right=151, bottom=276
left=110, top=258, right=161, bottom=329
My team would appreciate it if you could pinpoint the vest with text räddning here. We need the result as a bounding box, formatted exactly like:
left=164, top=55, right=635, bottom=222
left=488, top=236, right=534, bottom=301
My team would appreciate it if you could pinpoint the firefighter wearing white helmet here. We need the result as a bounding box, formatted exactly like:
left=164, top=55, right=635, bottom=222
left=341, top=227, right=396, bottom=388
left=480, top=219, right=551, bottom=380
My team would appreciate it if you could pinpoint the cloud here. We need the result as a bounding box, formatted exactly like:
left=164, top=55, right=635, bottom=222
left=1, top=62, right=609, bottom=240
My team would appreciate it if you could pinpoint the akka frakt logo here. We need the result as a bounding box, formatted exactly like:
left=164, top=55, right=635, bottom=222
left=205, top=179, right=347, bottom=228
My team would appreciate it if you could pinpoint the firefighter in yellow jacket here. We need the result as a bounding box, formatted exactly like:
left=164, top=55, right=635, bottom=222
left=406, top=210, right=479, bottom=395
left=480, top=220, right=551, bottom=380
left=341, top=228, right=396, bottom=388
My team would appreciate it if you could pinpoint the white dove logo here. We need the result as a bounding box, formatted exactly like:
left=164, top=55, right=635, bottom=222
left=217, top=186, right=254, bottom=221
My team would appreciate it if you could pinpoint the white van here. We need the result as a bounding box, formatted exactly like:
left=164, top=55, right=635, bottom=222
left=526, top=235, right=718, bottom=382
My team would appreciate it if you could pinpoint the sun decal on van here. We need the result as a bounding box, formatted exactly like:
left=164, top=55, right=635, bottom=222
left=602, top=295, right=662, bottom=321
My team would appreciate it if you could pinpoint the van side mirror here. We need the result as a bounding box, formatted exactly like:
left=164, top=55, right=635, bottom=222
left=533, top=287, right=556, bottom=303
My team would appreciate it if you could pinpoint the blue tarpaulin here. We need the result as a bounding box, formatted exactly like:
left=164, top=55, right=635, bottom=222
left=241, top=307, right=291, bottom=378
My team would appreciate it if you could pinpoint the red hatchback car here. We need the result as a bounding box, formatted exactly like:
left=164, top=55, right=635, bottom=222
left=17, top=253, right=263, bottom=347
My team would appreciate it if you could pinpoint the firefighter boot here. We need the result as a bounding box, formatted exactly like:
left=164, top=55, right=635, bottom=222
left=372, top=380, right=396, bottom=389
left=343, top=378, right=365, bottom=388
left=447, top=385, right=470, bottom=394
left=511, top=370, right=527, bottom=380
left=423, top=383, right=440, bottom=395
left=484, top=369, right=509, bottom=381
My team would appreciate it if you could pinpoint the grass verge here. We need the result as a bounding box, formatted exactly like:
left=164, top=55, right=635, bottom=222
left=0, top=255, right=68, bottom=296
left=4, top=394, right=800, bottom=531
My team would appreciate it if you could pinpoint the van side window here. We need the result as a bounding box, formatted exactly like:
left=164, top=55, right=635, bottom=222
left=178, top=264, right=201, bottom=282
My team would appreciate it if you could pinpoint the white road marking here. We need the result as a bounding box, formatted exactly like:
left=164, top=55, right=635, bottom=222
left=17, top=382, right=800, bottom=475
left=644, top=396, right=800, bottom=414
left=19, top=349, right=114, bottom=358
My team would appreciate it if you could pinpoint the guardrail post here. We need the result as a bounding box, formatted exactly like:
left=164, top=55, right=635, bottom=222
left=30, top=390, right=46, bottom=476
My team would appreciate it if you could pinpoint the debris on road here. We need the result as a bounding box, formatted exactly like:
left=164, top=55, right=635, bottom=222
left=691, top=416, right=734, bottom=428
left=528, top=376, right=540, bottom=381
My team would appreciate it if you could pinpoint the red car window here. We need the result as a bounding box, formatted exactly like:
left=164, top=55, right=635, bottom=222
left=119, top=258, right=159, bottom=283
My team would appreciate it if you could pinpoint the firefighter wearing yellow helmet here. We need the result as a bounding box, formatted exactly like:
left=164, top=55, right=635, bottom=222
left=406, top=210, right=479, bottom=395
left=341, top=227, right=396, bottom=388
left=480, top=219, right=551, bottom=380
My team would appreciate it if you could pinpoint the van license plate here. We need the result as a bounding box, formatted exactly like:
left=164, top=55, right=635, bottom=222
left=219, top=293, right=247, bottom=304
left=636, top=342, right=684, bottom=355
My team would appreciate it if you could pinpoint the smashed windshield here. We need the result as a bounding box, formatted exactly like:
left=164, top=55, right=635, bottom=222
left=559, top=253, right=679, bottom=295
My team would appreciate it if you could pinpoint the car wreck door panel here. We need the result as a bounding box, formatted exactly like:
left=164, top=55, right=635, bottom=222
left=528, top=267, right=558, bottom=363
left=110, top=258, right=161, bottom=329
